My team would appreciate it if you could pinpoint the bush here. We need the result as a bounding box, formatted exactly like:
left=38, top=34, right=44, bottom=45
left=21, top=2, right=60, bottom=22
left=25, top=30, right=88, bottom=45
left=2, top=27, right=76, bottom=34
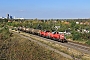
left=0, top=26, right=10, bottom=40
left=86, top=40, right=90, bottom=45
left=72, top=31, right=81, bottom=40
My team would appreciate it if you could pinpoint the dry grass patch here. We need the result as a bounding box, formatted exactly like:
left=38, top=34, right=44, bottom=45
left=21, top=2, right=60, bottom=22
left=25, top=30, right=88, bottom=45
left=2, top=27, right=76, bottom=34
left=5, top=33, right=70, bottom=60
left=20, top=32, right=90, bottom=60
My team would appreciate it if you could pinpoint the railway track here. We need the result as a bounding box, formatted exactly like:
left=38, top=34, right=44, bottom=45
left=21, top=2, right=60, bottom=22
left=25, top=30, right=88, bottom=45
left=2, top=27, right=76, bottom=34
left=11, top=30, right=90, bottom=60
left=23, top=32, right=90, bottom=55
left=9, top=27, right=90, bottom=54
left=10, top=30, right=74, bottom=59
left=11, top=29, right=90, bottom=54
left=67, top=42, right=90, bottom=51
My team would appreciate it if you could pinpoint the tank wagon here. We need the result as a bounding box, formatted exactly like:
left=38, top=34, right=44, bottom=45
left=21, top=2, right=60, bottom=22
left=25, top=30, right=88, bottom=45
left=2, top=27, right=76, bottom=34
left=18, top=27, right=23, bottom=31
left=33, top=29, right=41, bottom=35
left=25, top=28, right=30, bottom=33
left=29, top=28, right=34, bottom=34
left=25, top=28, right=41, bottom=35
left=17, top=26, right=67, bottom=43
left=22, top=27, right=26, bottom=32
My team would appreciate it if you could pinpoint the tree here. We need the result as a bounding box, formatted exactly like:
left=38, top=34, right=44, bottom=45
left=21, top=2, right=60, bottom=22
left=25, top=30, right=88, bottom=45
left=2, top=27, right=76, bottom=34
left=72, top=31, right=81, bottom=40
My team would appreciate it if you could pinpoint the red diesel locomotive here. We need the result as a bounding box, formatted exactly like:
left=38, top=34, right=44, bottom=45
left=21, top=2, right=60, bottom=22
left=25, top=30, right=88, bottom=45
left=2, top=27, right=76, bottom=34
left=18, top=27, right=67, bottom=43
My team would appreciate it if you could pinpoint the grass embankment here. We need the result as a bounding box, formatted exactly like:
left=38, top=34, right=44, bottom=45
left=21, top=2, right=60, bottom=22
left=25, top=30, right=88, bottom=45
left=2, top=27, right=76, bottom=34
left=0, top=29, right=70, bottom=60
left=19, top=31, right=90, bottom=60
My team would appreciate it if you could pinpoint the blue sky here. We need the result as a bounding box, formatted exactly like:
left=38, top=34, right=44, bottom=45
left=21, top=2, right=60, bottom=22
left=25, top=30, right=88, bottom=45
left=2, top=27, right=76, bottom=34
left=0, top=0, right=90, bottom=19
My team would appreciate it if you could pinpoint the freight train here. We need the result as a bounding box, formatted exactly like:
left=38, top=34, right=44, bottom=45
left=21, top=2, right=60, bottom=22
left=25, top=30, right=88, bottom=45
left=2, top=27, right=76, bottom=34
left=17, top=27, right=67, bottom=43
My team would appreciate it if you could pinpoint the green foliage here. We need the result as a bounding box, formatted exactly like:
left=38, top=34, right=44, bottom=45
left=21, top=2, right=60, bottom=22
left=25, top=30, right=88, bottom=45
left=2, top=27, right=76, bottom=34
left=81, top=33, right=90, bottom=40
left=66, top=35, right=72, bottom=39
left=7, top=22, right=12, bottom=26
left=0, top=24, right=4, bottom=28
left=0, top=26, right=10, bottom=40
left=5, top=19, right=90, bottom=41
left=86, top=40, right=90, bottom=45
left=7, top=21, right=22, bottom=27
left=71, top=21, right=76, bottom=27
left=0, top=19, right=8, bottom=22
left=74, top=24, right=80, bottom=30
left=71, top=31, right=81, bottom=40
